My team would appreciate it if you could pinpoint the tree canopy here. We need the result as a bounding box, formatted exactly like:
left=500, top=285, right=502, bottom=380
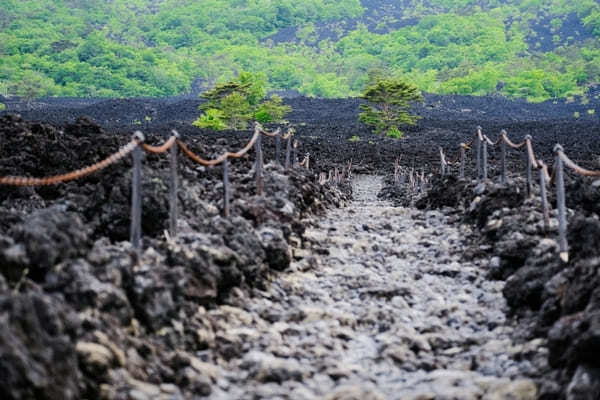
left=194, top=72, right=291, bottom=130
left=1, top=0, right=599, bottom=102
left=359, top=76, right=423, bottom=138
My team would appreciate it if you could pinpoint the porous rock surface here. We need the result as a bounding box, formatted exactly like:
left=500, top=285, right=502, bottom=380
left=201, top=176, right=542, bottom=399
left=404, top=172, right=600, bottom=399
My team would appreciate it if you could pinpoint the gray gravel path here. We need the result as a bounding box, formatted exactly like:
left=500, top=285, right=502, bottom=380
left=206, top=175, right=547, bottom=399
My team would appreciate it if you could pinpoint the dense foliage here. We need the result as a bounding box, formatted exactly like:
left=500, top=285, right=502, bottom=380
left=1, top=0, right=599, bottom=101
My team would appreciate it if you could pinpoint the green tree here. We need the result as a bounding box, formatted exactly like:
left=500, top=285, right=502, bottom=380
left=11, top=70, right=58, bottom=105
left=194, top=72, right=290, bottom=130
left=358, top=77, right=423, bottom=138
left=254, top=94, right=291, bottom=123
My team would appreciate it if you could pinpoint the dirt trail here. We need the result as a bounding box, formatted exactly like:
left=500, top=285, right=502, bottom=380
left=201, top=176, right=546, bottom=399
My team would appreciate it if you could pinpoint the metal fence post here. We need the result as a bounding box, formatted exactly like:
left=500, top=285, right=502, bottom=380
left=476, top=126, right=482, bottom=179
left=526, top=135, right=533, bottom=197
left=130, top=131, right=144, bottom=254
left=285, top=136, right=291, bottom=169
left=501, top=130, right=507, bottom=184
left=539, top=166, right=550, bottom=231
left=554, top=144, right=568, bottom=262
left=440, top=148, right=446, bottom=176
left=459, top=144, right=465, bottom=179
left=255, top=132, right=264, bottom=196
left=293, top=140, right=298, bottom=168
left=169, top=131, right=178, bottom=238
left=223, top=157, right=230, bottom=217
left=483, top=139, right=488, bottom=180
left=275, top=134, right=281, bottom=165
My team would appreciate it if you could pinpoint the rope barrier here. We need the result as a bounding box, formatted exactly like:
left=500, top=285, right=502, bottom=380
left=502, top=132, right=526, bottom=149
left=141, top=133, right=177, bottom=154
left=177, top=126, right=260, bottom=166
left=525, top=136, right=539, bottom=169
left=256, top=124, right=282, bottom=137
left=0, top=138, right=140, bottom=186
left=483, top=134, right=501, bottom=146
left=1, top=122, right=334, bottom=256
left=558, top=150, right=600, bottom=177
left=430, top=125, right=600, bottom=263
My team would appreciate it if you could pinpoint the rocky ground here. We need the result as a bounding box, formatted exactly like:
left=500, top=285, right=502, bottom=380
left=1, top=93, right=600, bottom=399
left=379, top=171, right=600, bottom=399
left=201, top=175, right=544, bottom=399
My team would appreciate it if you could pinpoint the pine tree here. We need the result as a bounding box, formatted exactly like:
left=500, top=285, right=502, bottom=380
left=194, top=72, right=290, bottom=130
left=359, top=77, right=423, bottom=138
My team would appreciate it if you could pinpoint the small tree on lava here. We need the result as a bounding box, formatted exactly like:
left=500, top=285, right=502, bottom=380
left=194, top=71, right=290, bottom=131
left=359, top=77, right=423, bottom=138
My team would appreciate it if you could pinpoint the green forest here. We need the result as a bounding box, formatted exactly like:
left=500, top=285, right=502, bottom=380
left=1, top=0, right=600, bottom=102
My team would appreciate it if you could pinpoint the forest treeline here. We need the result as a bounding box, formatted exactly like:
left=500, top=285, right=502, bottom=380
left=1, top=0, right=599, bottom=102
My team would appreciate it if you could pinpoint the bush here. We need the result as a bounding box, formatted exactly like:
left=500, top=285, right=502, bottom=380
left=193, top=108, right=228, bottom=130
left=359, top=75, right=422, bottom=138
left=195, top=72, right=290, bottom=130
left=0, top=103, right=5, bottom=111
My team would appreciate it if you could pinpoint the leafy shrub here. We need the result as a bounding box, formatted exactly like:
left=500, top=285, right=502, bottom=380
left=0, top=103, right=5, bottom=111
left=359, top=75, right=422, bottom=138
left=193, top=109, right=228, bottom=130
left=195, top=72, right=290, bottom=130
left=349, top=135, right=360, bottom=142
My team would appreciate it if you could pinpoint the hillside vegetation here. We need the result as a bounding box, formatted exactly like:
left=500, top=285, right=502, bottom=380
left=1, top=0, right=600, bottom=101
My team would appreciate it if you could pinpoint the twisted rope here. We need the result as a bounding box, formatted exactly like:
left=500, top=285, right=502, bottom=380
left=177, top=127, right=260, bottom=166
left=0, top=139, right=140, bottom=186
left=558, top=150, right=600, bottom=177
left=141, top=134, right=177, bottom=154
left=502, top=132, right=526, bottom=149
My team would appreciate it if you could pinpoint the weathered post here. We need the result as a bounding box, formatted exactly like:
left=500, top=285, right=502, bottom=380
left=169, top=130, right=179, bottom=238
left=476, top=126, right=482, bottom=179
left=285, top=135, right=292, bottom=169
left=440, top=148, right=446, bottom=176
left=526, top=135, right=533, bottom=197
left=539, top=166, right=550, bottom=231
left=130, top=131, right=144, bottom=254
left=275, top=134, right=281, bottom=165
left=459, top=144, right=465, bottom=179
left=223, top=157, right=230, bottom=217
left=500, top=130, right=507, bottom=184
left=483, top=138, right=488, bottom=181
left=306, top=153, right=310, bottom=170
left=255, top=131, right=264, bottom=196
left=293, top=140, right=298, bottom=168
left=554, top=144, right=568, bottom=262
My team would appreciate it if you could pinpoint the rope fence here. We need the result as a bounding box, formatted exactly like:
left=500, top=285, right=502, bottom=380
left=437, top=126, right=600, bottom=263
left=393, top=156, right=428, bottom=194
left=1, top=122, right=349, bottom=255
